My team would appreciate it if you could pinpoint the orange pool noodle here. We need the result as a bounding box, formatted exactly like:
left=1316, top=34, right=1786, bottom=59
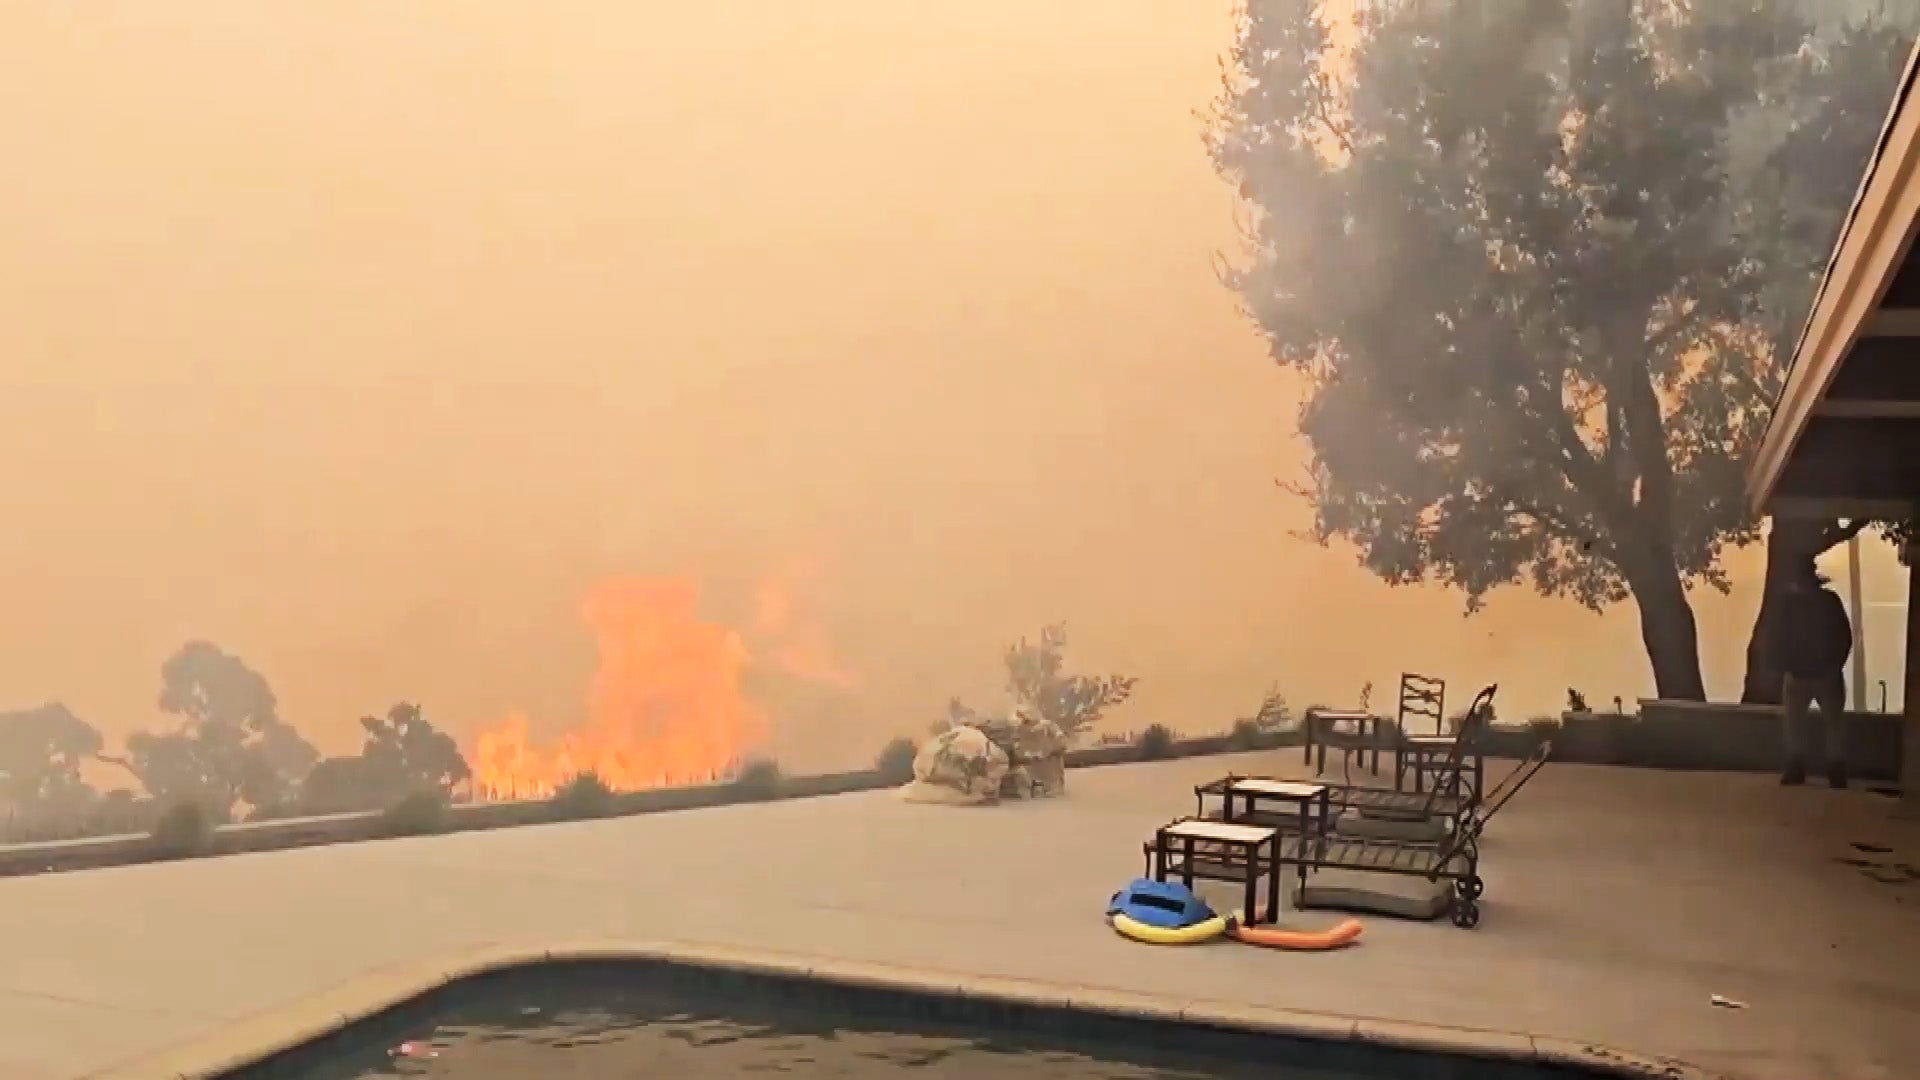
left=1228, top=916, right=1363, bottom=951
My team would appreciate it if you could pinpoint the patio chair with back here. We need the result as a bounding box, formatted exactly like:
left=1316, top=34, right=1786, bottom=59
left=1397, top=673, right=1446, bottom=735
left=1395, top=679, right=1485, bottom=799
left=1318, top=684, right=1499, bottom=827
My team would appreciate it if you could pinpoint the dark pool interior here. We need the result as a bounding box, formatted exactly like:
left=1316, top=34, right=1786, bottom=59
left=226, top=960, right=1618, bottom=1080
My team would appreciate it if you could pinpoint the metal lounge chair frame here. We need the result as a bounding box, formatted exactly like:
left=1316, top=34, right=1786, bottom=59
left=1314, top=684, right=1498, bottom=826
left=1273, top=733, right=1551, bottom=929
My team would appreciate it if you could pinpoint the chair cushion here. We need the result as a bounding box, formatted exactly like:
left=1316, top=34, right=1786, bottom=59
left=1294, top=869, right=1451, bottom=921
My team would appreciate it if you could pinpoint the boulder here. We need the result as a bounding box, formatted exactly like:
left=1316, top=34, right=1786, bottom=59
left=898, top=725, right=1009, bottom=805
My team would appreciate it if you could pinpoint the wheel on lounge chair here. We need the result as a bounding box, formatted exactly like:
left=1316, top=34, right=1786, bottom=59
left=1449, top=881, right=1482, bottom=928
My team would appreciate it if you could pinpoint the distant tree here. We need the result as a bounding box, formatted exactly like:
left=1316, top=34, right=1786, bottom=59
left=359, top=702, right=470, bottom=794
left=106, top=641, right=317, bottom=820
left=85, top=788, right=155, bottom=836
left=298, top=702, right=470, bottom=814
left=1208, top=0, right=1906, bottom=700
left=0, top=702, right=102, bottom=819
left=296, top=756, right=382, bottom=815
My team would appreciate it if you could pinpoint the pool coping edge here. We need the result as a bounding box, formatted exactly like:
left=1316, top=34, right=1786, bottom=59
left=86, top=939, right=1732, bottom=1080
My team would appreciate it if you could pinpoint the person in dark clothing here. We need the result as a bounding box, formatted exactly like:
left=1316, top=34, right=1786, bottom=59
left=1769, top=568, right=1854, bottom=788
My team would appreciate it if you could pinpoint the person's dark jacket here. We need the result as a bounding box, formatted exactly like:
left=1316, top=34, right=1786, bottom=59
left=1771, top=585, right=1853, bottom=678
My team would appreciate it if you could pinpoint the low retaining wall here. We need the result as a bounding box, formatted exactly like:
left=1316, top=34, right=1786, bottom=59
left=0, top=730, right=1305, bottom=879
left=12, top=706, right=1899, bottom=882
left=1547, top=702, right=1902, bottom=779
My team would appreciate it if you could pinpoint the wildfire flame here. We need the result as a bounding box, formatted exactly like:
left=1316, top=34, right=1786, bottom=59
left=470, top=571, right=851, bottom=800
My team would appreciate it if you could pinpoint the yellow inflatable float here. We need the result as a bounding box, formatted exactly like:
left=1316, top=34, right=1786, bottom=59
left=1108, top=911, right=1230, bottom=944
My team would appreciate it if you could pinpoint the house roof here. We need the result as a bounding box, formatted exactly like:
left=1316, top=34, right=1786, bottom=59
left=1746, top=39, right=1920, bottom=520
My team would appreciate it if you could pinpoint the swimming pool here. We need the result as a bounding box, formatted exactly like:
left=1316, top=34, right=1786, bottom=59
left=222, top=959, right=1630, bottom=1080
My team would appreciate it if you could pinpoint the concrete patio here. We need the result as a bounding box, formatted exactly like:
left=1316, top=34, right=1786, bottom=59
left=1, top=751, right=1914, bottom=1080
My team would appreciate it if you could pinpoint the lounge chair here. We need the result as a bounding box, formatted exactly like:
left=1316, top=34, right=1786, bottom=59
left=1320, top=684, right=1497, bottom=825
left=1269, top=735, right=1552, bottom=929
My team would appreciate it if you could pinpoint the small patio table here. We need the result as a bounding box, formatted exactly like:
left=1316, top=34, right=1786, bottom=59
left=1204, top=777, right=1333, bottom=840
left=1151, top=818, right=1281, bottom=926
left=1303, top=708, right=1389, bottom=776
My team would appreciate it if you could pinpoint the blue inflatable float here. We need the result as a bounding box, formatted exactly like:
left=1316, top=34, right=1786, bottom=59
left=1106, top=878, right=1215, bottom=928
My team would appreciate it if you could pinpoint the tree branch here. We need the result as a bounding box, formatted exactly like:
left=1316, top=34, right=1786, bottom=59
left=91, top=753, right=145, bottom=791
left=1307, top=70, right=1355, bottom=158
left=1818, top=518, right=1869, bottom=552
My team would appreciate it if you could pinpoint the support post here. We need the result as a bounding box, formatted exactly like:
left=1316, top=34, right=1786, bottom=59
left=1848, top=534, right=1868, bottom=711
left=1904, top=547, right=1919, bottom=806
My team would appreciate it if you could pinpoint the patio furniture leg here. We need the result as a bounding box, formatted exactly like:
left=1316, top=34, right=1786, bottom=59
left=1153, top=831, right=1169, bottom=882
left=1242, top=845, right=1258, bottom=927
left=1266, top=837, right=1281, bottom=924
left=1179, top=836, right=1195, bottom=891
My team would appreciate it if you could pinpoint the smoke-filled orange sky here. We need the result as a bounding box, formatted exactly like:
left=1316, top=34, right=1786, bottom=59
left=0, top=1, right=1910, bottom=774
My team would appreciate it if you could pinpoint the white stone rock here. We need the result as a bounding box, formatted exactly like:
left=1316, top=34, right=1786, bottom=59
left=900, top=725, right=1009, bottom=805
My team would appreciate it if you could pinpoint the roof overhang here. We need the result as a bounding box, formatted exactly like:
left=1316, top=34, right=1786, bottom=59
left=1747, top=40, right=1920, bottom=522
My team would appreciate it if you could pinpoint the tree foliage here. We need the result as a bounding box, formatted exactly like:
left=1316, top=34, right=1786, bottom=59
left=0, top=703, right=103, bottom=817
left=300, top=702, right=472, bottom=814
left=1207, top=0, right=1910, bottom=698
left=996, top=623, right=1137, bottom=738
left=116, top=641, right=318, bottom=819
left=943, top=626, right=1135, bottom=737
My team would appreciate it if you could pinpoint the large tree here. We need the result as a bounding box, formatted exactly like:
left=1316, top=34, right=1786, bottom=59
left=0, top=703, right=103, bottom=819
left=105, top=641, right=318, bottom=819
left=1208, top=0, right=1899, bottom=699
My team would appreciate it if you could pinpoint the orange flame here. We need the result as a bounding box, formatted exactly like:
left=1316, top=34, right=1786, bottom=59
left=470, top=571, right=851, bottom=800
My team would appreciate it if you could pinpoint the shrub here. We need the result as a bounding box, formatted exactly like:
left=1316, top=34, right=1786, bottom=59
left=1227, top=718, right=1268, bottom=751
left=1137, top=723, right=1176, bottom=761
left=731, top=757, right=783, bottom=801
left=147, top=799, right=214, bottom=859
left=1253, top=688, right=1294, bottom=731
left=1566, top=687, right=1590, bottom=713
left=944, top=624, right=1138, bottom=745
left=378, top=789, right=450, bottom=837
left=550, top=771, right=616, bottom=821
left=1526, top=715, right=1562, bottom=734
left=874, top=737, right=918, bottom=784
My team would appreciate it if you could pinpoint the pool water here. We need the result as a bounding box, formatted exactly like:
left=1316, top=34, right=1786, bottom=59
left=232, top=961, right=1602, bottom=1080
left=298, top=979, right=1305, bottom=1080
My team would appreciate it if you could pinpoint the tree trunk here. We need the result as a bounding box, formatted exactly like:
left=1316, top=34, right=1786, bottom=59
left=1740, top=530, right=1799, bottom=705
left=1624, top=548, right=1707, bottom=701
